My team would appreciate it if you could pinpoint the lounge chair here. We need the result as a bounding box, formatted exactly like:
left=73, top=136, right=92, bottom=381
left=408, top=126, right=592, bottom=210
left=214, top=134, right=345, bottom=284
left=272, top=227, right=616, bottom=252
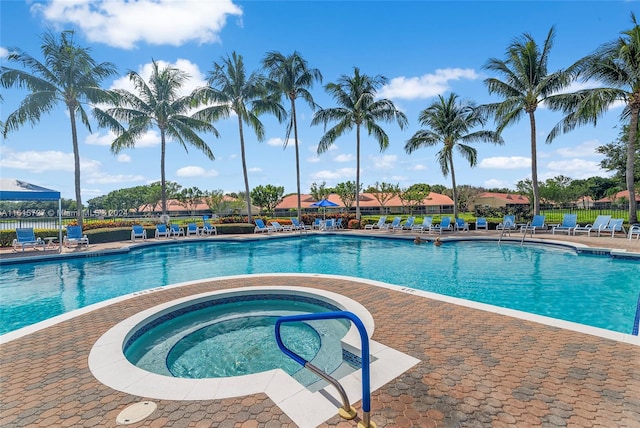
left=291, top=218, right=309, bottom=230
left=382, top=216, right=401, bottom=231
left=12, top=228, right=46, bottom=252
left=254, top=219, right=272, bottom=233
left=365, top=216, right=387, bottom=230
left=335, top=218, right=344, bottom=229
left=323, top=219, right=335, bottom=231
left=412, top=217, right=433, bottom=233
left=155, top=224, right=170, bottom=239
left=597, top=218, right=626, bottom=237
left=475, top=217, right=488, bottom=231
left=551, top=214, right=577, bottom=235
left=496, top=215, right=517, bottom=232
left=629, top=224, right=640, bottom=240
left=270, top=221, right=291, bottom=232
left=520, top=215, right=547, bottom=234
left=131, top=225, right=147, bottom=241
left=170, top=223, right=185, bottom=237
left=64, top=225, right=89, bottom=248
left=201, top=221, right=217, bottom=236
left=401, top=216, right=416, bottom=231
left=454, top=218, right=469, bottom=232
left=186, top=223, right=200, bottom=237
left=430, top=217, right=454, bottom=234
left=312, top=218, right=323, bottom=230
left=573, top=215, right=611, bottom=237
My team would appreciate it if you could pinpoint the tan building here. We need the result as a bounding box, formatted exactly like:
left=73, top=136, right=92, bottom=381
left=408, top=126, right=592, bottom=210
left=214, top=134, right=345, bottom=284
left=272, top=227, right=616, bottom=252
left=274, top=192, right=454, bottom=216
left=473, top=192, right=530, bottom=209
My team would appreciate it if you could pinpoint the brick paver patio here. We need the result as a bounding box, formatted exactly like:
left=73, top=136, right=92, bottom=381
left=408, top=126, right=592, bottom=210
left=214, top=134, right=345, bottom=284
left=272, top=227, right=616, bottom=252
left=1, top=232, right=639, bottom=427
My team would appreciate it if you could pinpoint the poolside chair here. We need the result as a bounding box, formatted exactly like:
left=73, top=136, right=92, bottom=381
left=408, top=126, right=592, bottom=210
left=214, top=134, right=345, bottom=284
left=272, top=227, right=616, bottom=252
left=323, top=219, right=335, bottom=231
left=629, top=224, right=640, bottom=240
left=170, top=223, right=185, bottom=238
left=551, top=214, right=577, bottom=235
left=291, top=218, right=309, bottom=231
left=270, top=221, right=291, bottom=232
left=335, top=218, right=344, bottom=229
left=454, top=218, right=469, bottom=232
left=365, top=216, right=387, bottom=230
left=382, top=216, right=401, bottom=231
left=64, top=225, right=89, bottom=248
left=573, top=215, right=611, bottom=237
left=254, top=219, right=272, bottom=233
left=412, top=217, right=433, bottom=233
left=312, top=218, right=323, bottom=230
left=520, top=215, right=547, bottom=234
left=401, top=216, right=416, bottom=231
left=155, top=224, right=170, bottom=239
left=597, top=218, right=626, bottom=237
left=131, top=225, right=147, bottom=241
left=186, top=223, right=200, bottom=237
left=12, top=228, right=46, bottom=252
left=496, top=215, right=517, bottom=232
left=430, top=217, right=454, bottom=235
left=201, top=221, right=217, bottom=236
left=475, top=217, right=488, bottom=231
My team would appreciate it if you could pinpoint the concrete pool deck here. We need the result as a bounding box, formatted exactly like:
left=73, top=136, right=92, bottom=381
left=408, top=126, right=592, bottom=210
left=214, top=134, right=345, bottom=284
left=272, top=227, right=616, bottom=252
left=1, top=230, right=639, bottom=427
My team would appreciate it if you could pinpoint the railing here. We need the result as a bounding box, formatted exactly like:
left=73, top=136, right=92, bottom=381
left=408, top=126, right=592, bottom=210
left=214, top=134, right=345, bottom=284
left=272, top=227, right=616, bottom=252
left=275, top=311, right=373, bottom=427
left=520, top=222, right=533, bottom=246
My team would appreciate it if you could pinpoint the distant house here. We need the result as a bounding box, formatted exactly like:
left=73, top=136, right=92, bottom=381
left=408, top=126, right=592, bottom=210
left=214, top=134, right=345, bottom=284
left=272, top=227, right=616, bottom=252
left=274, top=192, right=454, bottom=216
left=574, top=196, right=595, bottom=209
left=473, top=192, right=530, bottom=210
left=138, top=197, right=260, bottom=216
left=594, top=190, right=640, bottom=209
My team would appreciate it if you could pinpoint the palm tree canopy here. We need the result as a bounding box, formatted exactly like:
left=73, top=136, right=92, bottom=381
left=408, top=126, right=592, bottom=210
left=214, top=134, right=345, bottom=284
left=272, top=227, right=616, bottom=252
left=311, top=67, right=408, bottom=153
left=482, top=27, right=573, bottom=133
left=1, top=30, right=117, bottom=137
left=405, top=93, right=503, bottom=177
left=262, top=50, right=322, bottom=147
left=95, top=60, right=217, bottom=159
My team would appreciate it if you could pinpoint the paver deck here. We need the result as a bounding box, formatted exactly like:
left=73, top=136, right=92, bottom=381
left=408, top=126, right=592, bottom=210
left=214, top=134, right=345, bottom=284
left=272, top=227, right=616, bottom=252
left=1, top=231, right=639, bottom=427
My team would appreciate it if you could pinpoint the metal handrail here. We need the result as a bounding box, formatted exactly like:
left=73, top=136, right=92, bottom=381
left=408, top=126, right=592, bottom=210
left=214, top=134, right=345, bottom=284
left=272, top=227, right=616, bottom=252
left=520, top=221, right=532, bottom=246
left=275, top=311, right=373, bottom=427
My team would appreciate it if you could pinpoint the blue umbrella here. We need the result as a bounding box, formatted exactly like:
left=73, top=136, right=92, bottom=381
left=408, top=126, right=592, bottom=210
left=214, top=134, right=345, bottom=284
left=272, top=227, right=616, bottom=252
left=310, top=198, right=339, bottom=220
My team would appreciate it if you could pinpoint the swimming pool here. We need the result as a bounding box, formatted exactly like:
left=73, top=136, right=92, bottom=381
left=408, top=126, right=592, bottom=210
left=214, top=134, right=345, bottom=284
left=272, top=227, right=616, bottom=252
left=1, top=235, right=638, bottom=335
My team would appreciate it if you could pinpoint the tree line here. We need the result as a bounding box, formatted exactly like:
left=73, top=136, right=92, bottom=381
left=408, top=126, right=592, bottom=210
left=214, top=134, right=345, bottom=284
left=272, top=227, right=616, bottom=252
left=2, top=14, right=638, bottom=229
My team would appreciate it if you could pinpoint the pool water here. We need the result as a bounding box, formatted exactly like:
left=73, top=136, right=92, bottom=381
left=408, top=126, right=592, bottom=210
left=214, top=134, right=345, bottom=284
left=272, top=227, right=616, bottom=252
left=125, top=298, right=350, bottom=385
left=1, top=235, right=638, bottom=335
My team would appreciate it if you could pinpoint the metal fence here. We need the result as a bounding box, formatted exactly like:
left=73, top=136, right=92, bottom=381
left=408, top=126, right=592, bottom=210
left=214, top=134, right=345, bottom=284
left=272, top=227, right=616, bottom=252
left=540, top=208, right=636, bottom=224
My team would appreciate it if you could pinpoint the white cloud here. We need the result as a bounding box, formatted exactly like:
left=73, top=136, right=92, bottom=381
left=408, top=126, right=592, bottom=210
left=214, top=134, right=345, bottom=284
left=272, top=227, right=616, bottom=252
left=379, top=68, right=479, bottom=100
left=117, top=154, right=131, bottom=163
left=484, top=178, right=513, bottom=189
left=267, top=137, right=284, bottom=147
left=311, top=168, right=356, bottom=180
left=479, top=156, right=530, bottom=169
left=543, top=159, right=605, bottom=179
left=248, top=167, right=262, bottom=173
left=33, top=0, right=243, bottom=49
left=85, top=131, right=115, bottom=146
left=176, top=166, right=219, bottom=177
left=307, top=156, right=321, bottom=163
left=0, top=148, right=100, bottom=173
left=334, top=154, right=354, bottom=162
left=371, top=154, right=398, bottom=169
left=110, top=59, right=207, bottom=95
left=555, top=140, right=601, bottom=158
left=85, top=173, right=145, bottom=184
left=0, top=47, right=8, bottom=58
left=411, top=164, right=427, bottom=171
left=389, top=175, right=407, bottom=182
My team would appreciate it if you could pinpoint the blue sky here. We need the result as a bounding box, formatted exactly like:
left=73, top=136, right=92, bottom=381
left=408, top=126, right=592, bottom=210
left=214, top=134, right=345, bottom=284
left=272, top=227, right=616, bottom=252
left=0, top=0, right=636, bottom=201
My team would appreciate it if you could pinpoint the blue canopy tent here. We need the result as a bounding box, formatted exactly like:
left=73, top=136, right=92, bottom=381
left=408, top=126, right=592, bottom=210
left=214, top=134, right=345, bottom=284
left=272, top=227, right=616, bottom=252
left=0, top=179, right=63, bottom=252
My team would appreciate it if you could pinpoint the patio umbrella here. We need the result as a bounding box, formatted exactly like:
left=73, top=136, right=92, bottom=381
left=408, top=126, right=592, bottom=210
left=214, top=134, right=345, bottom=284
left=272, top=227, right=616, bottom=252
left=310, top=198, right=339, bottom=220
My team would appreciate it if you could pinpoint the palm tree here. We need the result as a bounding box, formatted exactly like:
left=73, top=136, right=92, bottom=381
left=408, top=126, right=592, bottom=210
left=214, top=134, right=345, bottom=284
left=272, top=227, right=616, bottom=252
left=311, top=67, right=408, bottom=220
left=482, top=27, right=574, bottom=215
left=194, top=51, right=285, bottom=224
left=94, top=60, right=218, bottom=216
left=405, top=93, right=503, bottom=218
left=1, top=30, right=117, bottom=228
left=546, top=14, right=640, bottom=224
left=262, top=51, right=322, bottom=221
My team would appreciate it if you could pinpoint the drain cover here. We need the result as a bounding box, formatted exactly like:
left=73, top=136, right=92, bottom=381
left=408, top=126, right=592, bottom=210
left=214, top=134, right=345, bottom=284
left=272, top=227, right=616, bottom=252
left=116, top=401, right=157, bottom=425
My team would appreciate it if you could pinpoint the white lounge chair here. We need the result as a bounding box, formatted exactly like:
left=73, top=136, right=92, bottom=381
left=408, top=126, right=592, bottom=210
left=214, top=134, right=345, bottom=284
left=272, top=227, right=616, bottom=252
left=412, top=217, right=433, bottom=233
left=496, top=215, right=517, bottom=232
left=551, top=214, right=577, bottom=235
left=573, top=215, right=611, bottom=237
left=629, top=224, right=640, bottom=240
left=382, top=217, right=401, bottom=231
left=201, top=221, right=217, bottom=235
left=430, top=217, right=454, bottom=234
left=597, top=218, right=626, bottom=237
left=365, top=216, right=387, bottom=230
left=270, top=221, right=291, bottom=232
left=131, top=225, right=147, bottom=241
left=64, top=225, right=89, bottom=248
left=12, top=228, right=46, bottom=252
left=254, top=219, right=272, bottom=233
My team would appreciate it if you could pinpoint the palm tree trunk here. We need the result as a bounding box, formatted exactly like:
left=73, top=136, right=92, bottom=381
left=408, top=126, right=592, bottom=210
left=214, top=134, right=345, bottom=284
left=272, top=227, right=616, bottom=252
left=355, top=124, right=361, bottom=220
left=291, top=97, right=301, bottom=221
left=529, top=111, right=540, bottom=215
left=160, top=130, right=167, bottom=216
left=238, top=116, right=252, bottom=224
left=450, top=154, right=458, bottom=219
left=68, top=105, right=84, bottom=229
left=627, top=104, right=639, bottom=224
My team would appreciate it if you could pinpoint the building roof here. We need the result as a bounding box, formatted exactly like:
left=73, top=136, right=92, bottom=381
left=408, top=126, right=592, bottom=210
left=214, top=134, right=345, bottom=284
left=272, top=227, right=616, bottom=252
left=276, top=192, right=454, bottom=210
left=595, top=190, right=640, bottom=203
left=475, top=192, right=530, bottom=204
